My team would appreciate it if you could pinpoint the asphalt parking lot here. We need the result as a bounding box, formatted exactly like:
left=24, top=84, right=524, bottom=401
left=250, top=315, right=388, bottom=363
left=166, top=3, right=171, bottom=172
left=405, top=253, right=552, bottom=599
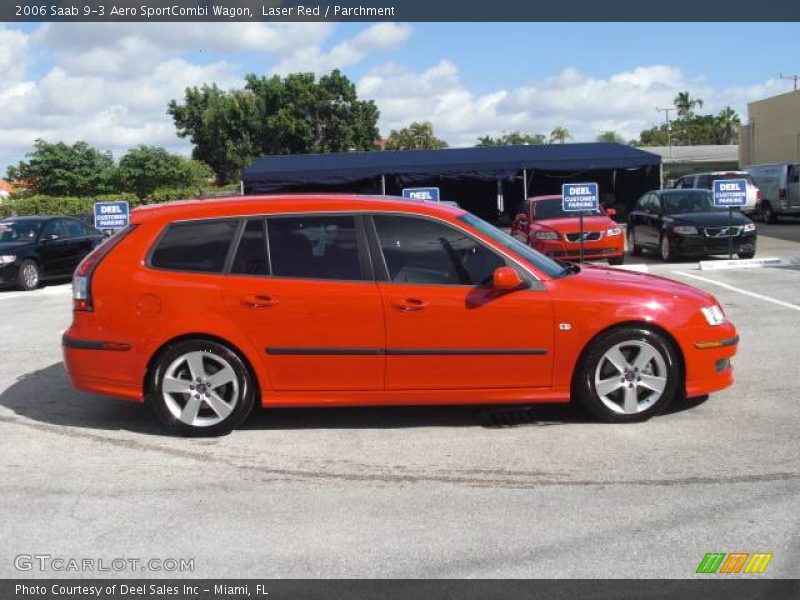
left=1, top=222, right=799, bottom=579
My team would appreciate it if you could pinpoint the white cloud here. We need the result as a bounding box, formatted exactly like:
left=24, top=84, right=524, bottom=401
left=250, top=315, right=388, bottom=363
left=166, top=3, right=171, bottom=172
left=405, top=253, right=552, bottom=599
left=0, top=26, right=29, bottom=83
left=272, top=22, right=412, bottom=74
left=359, top=61, right=786, bottom=146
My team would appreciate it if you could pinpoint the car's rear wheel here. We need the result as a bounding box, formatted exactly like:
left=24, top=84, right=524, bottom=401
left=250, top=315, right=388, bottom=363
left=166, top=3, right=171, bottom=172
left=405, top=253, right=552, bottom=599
left=738, top=250, right=756, bottom=259
left=576, top=327, right=680, bottom=423
left=627, top=227, right=641, bottom=256
left=17, top=259, right=40, bottom=291
left=149, top=340, right=256, bottom=436
left=762, top=201, right=777, bottom=224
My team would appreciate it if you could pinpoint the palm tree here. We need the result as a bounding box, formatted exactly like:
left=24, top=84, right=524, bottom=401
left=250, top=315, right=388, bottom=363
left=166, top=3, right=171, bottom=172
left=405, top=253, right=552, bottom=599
left=549, top=126, right=573, bottom=144
left=716, top=106, right=741, bottom=145
left=674, top=91, right=704, bottom=118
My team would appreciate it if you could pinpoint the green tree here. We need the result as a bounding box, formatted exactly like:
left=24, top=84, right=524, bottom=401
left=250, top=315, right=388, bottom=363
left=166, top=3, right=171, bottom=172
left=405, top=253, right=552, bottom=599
left=716, top=106, right=741, bottom=145
left=596, top=130, right=627, bottom=144
left=168, top=69, right=381, bottom=183
left=116, top=145, right=212, bottom=198
left=384, top=121, right=448, bottom=150
left=673, top=91, right=704, bottom=118
left=476, top=131, right=546, bottom=146
left=549, top=126, right=573, bottom=144
left=6, top=139, right=115, bottom=196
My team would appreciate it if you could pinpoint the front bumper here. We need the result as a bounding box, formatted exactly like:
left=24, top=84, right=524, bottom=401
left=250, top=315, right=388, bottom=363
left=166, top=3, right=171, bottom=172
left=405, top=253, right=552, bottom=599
left=0, top=262, right=21, bottom=287
left=534, top=236, right=624, bottom=261
left=677, top=323, right=738, bottom=398
left=667, top=232, right=756, bottom=257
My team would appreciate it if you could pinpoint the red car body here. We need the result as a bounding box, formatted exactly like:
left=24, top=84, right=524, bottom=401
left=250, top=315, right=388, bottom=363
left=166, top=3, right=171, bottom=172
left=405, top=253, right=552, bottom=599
left=511, top=195, right=625, bottom=264
left=61, top=195, right=736, bottom=434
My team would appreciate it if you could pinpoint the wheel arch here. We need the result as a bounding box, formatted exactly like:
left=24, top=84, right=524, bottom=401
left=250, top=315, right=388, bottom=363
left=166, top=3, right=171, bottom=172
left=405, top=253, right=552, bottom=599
left=143, top=332, right=262, bottom=405
left=570, top=320, right=686, bottom=398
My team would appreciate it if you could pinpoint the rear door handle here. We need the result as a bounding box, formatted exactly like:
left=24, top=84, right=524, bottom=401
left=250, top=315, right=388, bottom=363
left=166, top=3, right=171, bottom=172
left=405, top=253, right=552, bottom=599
left=241, top=294, right=278, bottom=309
left=393, top=298, right=428, bottom=312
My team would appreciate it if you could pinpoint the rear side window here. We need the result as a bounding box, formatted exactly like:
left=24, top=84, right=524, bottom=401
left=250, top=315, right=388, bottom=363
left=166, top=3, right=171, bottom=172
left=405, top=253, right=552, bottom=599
left=267, top=215, right=363, bottom=280
left=150, top=219, right=238, bottom=273
left=231, top=218, right=269, bottom=276
left=63, top=219, right=87, bottom=238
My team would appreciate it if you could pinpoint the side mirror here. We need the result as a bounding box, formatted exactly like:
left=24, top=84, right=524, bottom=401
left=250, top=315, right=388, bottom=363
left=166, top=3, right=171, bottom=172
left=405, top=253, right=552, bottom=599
left=605, top=207, right=616, bottom=217
left=492, top=266, right=525, bottom=291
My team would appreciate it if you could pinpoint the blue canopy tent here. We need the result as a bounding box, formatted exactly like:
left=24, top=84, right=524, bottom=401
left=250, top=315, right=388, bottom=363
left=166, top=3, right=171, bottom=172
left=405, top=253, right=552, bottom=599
left=241, top=143, right=662, bottom=222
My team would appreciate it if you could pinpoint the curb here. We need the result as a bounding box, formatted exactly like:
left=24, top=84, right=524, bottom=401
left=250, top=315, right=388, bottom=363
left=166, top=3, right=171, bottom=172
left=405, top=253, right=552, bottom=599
left=698, top=256, right=800, bottom=271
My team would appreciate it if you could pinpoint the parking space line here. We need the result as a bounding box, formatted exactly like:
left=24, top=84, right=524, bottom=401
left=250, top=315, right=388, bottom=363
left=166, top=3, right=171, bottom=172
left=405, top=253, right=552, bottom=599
left=672, top=271, right=800, bottom=312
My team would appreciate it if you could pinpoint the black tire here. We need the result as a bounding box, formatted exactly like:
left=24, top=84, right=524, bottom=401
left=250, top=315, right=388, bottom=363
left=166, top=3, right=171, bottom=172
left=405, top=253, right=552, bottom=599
left=575, top=327, right=680, bottom=423
left=17, top=259, right=40, bottom=291
left=608, top=255, right=625, bottom=266
left=738, top=250, right=756, bottom=259
left=148, top=339, right=256, bottom=437
left=660, top=234, right=678, bottom=262
left=627, top=227, right=641, bottom=256
left=762, top=201, right=778, bottom=224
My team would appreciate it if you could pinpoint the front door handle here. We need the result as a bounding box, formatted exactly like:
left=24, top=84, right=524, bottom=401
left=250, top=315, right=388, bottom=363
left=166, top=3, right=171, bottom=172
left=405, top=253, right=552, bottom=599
left=241, top=294, right=278, bottom=309
left=393, top=298, right=428, bottom=312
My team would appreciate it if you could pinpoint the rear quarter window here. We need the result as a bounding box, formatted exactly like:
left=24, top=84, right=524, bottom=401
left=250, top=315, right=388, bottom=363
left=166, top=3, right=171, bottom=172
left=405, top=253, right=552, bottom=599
left=150, top=219, right=239, bottom=273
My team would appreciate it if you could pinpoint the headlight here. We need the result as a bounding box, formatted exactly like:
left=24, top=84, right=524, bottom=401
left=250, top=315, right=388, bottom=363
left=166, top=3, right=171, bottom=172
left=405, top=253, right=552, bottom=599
left=743, top=223, right=756, bottom=232
left=673, top=225, right=698, bottom=235
left=535, top=231, right=559, bottom=240
left=606, top=227, right=622, bottom=236
left=0, top=255, right=16, bottom=265
left=701, top=305, right=727, bottom=326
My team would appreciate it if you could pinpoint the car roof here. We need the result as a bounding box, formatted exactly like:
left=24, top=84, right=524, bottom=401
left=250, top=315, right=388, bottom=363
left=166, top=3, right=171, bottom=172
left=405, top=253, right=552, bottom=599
left=131, top=194, right=467, bottom=225
left=527, top=195, right=562, bottom=202
left=1, top=215, right=57, bottom=221
left=657, top=188, right=710, bottom=195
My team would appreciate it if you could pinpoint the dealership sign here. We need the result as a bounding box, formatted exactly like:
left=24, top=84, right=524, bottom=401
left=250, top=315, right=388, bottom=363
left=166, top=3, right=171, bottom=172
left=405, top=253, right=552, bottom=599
left=712, top=179, right=747, bottom=207
left=402, top=187, right=440, bottom=202
left=94, top=201, right=130, bottom=231
left=562, top=183, right=599, bottom=212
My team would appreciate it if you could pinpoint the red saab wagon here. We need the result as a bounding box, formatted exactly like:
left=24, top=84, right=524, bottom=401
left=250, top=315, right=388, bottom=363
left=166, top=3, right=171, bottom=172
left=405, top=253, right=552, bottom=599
left=511, top=195, right=625, bottom=265
left=63, top=195, right=737, bottom=436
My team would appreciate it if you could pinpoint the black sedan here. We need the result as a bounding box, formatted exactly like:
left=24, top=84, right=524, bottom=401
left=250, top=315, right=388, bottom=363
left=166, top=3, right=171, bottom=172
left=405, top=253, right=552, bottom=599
left=627, top=189, right=757, bottom=262
left=0, top=216, right=105, bottom=290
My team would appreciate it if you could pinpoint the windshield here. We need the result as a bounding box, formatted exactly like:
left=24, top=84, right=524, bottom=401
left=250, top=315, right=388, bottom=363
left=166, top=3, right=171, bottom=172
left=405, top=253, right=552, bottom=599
left=661, top=191, right=723, bottom=214
left=534, top=199, right=603, bottom=220
left=0, top=220, right=43, bottom=242
left=459, top=213, right=564, bottom=278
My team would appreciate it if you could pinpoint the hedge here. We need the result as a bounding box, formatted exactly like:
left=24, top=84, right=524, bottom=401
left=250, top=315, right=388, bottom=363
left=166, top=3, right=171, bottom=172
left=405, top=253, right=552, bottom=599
left=0, top=188, right=205, bottom=219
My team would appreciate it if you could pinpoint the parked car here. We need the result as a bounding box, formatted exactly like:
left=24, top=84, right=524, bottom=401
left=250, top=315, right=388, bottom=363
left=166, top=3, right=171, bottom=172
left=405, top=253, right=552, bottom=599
left=62, top=195, right=738, bottom=435
left=510, top=195, right=625, bottom=265
left=0, top=216, right=105, bottom=290
left=745, top=163, right=800, bottom=223
left=627, top=189, right=757, bottom=262
left=673, top=171, right=760, bottom=216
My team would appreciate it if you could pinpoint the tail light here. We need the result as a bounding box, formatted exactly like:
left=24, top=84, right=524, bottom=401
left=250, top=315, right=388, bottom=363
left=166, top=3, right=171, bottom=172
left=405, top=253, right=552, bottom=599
left=73, top=226, right=136, bottom=312
left=779, top=189, right=787, bottom=199
left=756, top=189, right=761, bottom=201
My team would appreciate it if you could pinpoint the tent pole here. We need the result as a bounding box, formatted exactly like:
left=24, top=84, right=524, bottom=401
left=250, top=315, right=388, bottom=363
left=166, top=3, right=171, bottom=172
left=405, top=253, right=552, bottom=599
left=522, top=169, right=528, bottom=201
left=381, top=174, right=386, bottom=195
left=240, top=180, right=244, bottom=196
left=497, top=179, right=504, bottom=214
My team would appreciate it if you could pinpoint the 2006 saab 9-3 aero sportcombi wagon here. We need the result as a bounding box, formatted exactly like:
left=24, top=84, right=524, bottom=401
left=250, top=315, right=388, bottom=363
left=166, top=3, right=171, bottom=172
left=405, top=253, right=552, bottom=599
left=62, top=195, right=738, bottom=436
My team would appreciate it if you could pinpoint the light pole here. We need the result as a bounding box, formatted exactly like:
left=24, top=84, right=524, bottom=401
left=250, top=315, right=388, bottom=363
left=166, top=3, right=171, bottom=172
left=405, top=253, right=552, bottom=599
left=656, top=107, right=675, bottom=157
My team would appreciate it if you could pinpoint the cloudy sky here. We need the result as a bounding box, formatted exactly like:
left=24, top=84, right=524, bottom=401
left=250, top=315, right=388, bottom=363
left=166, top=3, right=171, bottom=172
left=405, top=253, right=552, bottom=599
left=1, top=21, right=799, bottom=174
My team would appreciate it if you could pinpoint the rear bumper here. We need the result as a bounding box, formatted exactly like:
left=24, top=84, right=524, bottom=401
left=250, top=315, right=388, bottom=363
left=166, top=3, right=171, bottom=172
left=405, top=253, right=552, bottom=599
left=62, top=333, right=144, bottom=403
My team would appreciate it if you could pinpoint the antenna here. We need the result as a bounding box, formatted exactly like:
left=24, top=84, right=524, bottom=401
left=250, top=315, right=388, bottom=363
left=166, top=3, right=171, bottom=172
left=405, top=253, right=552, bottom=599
left=780, top=73, right=799, bottom=91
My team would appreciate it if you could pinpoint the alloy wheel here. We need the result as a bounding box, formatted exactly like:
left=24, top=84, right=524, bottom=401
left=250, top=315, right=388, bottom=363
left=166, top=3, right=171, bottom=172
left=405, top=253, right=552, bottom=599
left=593, top=340, right=668, bottom=415
left=22, top=263, right=39, bottom=289
left=161, top=351, right=240, bottom=427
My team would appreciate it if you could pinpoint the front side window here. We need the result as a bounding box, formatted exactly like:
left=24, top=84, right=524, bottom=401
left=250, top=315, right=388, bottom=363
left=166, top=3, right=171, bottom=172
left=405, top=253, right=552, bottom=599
left=150, top=219, right=239, bottom=273
left=267, top=215, right=363, bottom=281
left=373, top=215, right=505, bottom=286
left=40, top=219, right=64, bottom=240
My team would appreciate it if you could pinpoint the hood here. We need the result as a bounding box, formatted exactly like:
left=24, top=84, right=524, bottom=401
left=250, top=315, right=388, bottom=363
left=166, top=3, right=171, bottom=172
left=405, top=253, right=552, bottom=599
left=569, top=263, right=715, bottom=305
left=0, top=240, right=34, bottom=253
left=535, top=216, right=617, bottom=232
left=666, top=211, right=752, bottom=227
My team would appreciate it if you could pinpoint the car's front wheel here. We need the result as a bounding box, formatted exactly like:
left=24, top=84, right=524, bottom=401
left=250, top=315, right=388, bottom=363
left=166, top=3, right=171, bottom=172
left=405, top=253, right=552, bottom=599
left=17, top=259, right=40, bottom=291
left=149, top=339, right=256, bottom=436
left=576, top=327, right=680, bottom=423
left=627, top=226, right=641, bottom=256
left=660, top=235, right=677, bottom=262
